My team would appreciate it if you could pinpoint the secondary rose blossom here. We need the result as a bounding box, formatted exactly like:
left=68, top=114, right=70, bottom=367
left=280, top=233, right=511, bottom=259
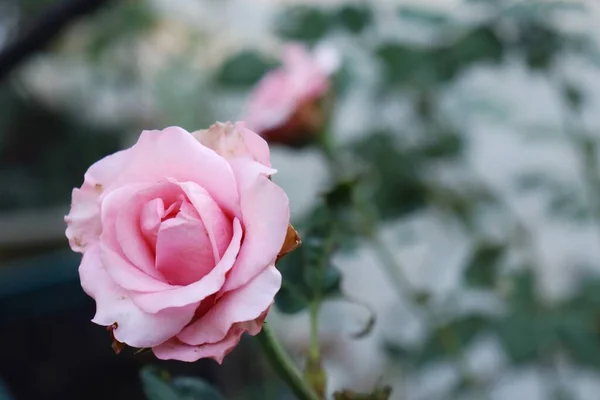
left=245, top=43, right=339, bottom=145
left=65, top=122, right=299, bottom=363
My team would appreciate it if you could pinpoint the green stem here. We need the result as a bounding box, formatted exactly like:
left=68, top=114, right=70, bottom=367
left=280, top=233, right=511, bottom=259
left=308, top=302, right=321, bottom=362
left=305, top=302, right=327, bottom=399
left=257, top=323, right=320, bottom=400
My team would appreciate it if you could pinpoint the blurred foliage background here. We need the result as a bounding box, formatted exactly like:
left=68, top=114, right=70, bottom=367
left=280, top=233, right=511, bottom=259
left=2, top=0, right=600, bottom=399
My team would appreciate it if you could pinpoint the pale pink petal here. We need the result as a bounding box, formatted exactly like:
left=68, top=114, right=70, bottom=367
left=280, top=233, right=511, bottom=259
left=175, top=181, right=233, bottom=262
left=113, top=126, right=240, bottom=217
left=153, top=317, right=266, bottom=363
left=236, top=122, right=271, bottom=168
left=79, top=245, right=196, bottom=348
left=115, top=199, right=159, bottom=280
left=155, top=202, right=215, bottom=286
left=178, top=265, right=281, bottom=345
left=101, top=243, right=172, bottom=292
left=132, top=218, right=243, bottom=313
left=221, top=166, right=289, bottom=292
left=65, top=150, right=130, bottom=253
left=100, top=182, right=180, bottom=288
left=140, top=198, right=167, bottom=249
left=245, top=70, right=297, bottom=132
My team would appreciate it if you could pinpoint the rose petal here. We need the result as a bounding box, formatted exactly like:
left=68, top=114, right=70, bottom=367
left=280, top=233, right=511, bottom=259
left=178, top=265, right=280, bottom=345
left=112, top=126, right=240, bottom=218
left=132, top=218, right=243, bottom=313
left=79, top=245, right=196, bottom=348
left=65, top=149, right=130, bottom=253
left=140, top=198, right=167, bottom=249
left=221, top=164, right=289, bottom=291
left=153, top=314, right=267, bottom=363
left=155, top=201, right=216, bottom=286
left=101, top=243, right=173, bottom=292
left=236, top=122, right=271, bottom=168
left=175, top=180, right=233, bottom=262
left=101, top=182, right=180, bottom=290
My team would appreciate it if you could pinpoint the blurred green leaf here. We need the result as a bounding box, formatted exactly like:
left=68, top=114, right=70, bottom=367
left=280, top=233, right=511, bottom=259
left=435, top=26, right=504, bottom=81
left=398, top=6, right=449, bottom=25
left=418, top=132, right=463, bottom=159
left=350, top=133, right=428, bottom=220
left=336, top=4, right=372, bottom=33
left=140, top=366, right=223, bottom=400
left=172, top=377, right=223, bottom=400
left=516, top=23, right=562, bottom=70
left=375, top=44, right=434, bottom=86
left=276, top=204, right=342, bottom=314
left=140, top=366, right=180, bottom=400
left=275, top=6, right=332, bottom=43
left=464, top=242, right=505, bottom=288
left=216, top=50, right=278, bottom=88
left=376, top=26, right=503, bottom=87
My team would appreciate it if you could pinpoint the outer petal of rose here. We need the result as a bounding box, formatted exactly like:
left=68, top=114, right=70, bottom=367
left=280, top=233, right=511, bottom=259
left=221, top=164, right=289, bottom=292
left=178, top=265, right=281, bottom=345
left=235, top=122, right=271, bottom=168
left=132, top=218, right=243, bottom=313
left=65, top=149, right=130, bottom=253
left=112, top=126, right=240, bottom=217
left=79, top=245, right=197, bottom=348
left=153, top=318, right=266, bottom=363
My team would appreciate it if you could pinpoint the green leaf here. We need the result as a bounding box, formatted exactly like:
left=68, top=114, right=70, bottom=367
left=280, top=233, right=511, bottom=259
left=375, top=44, right=434, bottom=86
left=516, top=23, right=562, bottom=70
left=140, top=366, right=180, bottom=400
left=172, top=377, right=223, bottom=400
left=216, top=50, right=278, bottom=88
left=417, top=132, right=463, bottom=159
left=350, top=133, right=428, bottom=220
left=435, top=26, right=503, bottom=81
left=336, top=5, right=372, bottom=33
left=275, top=203, right=343, bottom=314
left=376, top=26, right=503, bottom=87
left=463, top=242, right=505, bottom=288
left=398, top=6, right=449, bottom=25
left=140, top=366, right=223, bottom=400
left=275, top=249, right=310, bottom=314
left=275, top=6, right=332, bottom=43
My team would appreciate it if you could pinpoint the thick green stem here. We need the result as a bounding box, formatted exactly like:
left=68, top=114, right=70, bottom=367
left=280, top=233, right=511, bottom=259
left=257, top=323, right=320, bottom=400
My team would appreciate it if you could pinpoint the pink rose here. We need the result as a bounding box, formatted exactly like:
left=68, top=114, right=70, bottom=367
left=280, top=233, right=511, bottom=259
left=65, top=122, right=296, bottom=363
left=245, top=43, right=339, bottom=145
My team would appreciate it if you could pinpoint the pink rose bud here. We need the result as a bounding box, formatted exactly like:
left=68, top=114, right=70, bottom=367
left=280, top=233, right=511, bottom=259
left=65, top=122, right=296, bottom=363
left=245, top=43, right=339, bottom=146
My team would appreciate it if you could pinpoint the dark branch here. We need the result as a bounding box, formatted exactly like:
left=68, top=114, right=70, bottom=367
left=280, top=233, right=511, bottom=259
left=0, top=0, right=114, bottom=81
